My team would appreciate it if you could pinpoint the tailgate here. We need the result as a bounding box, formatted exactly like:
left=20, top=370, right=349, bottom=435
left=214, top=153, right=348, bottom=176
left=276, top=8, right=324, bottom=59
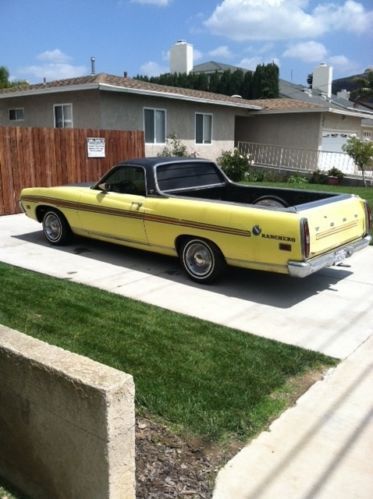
left=302, top=196, right=367, bottom=258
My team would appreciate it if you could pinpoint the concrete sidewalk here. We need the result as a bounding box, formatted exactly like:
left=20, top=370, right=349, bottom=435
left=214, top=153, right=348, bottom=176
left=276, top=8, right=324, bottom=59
left=213, top=335, right=373, bottom=499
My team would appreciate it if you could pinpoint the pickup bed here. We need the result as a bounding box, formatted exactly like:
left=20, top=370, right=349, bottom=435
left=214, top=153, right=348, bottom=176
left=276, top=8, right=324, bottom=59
left=20, top=157, right=371, bottom=283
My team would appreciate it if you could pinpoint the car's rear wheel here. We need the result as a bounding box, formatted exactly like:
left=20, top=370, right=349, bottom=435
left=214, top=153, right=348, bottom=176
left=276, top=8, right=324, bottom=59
left=42, top=210, right=71, bottom=245
left=180, top=238, right=225, bottom=283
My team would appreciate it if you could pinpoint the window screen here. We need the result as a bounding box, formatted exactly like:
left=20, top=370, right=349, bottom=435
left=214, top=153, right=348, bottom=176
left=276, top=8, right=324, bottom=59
left=195, top=113, right=212, bottom=144
left=144, top=108, right=166, bottom=143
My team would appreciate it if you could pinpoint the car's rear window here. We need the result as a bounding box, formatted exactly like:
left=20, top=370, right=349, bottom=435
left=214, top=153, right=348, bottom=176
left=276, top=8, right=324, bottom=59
left=156, top=162, right=224, bottom=192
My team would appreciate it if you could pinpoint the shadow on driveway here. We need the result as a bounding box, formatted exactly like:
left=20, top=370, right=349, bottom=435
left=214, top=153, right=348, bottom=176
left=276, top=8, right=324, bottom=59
left=13, top=230, right=352, bottom=310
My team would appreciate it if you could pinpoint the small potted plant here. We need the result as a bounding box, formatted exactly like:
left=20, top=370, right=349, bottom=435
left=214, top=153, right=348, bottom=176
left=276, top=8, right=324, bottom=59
left=327, top=167, right=344, bottom=185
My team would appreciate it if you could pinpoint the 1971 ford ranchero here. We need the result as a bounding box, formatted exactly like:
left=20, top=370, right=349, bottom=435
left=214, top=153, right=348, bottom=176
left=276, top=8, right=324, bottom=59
left=20, top=157, right=371, bottom=283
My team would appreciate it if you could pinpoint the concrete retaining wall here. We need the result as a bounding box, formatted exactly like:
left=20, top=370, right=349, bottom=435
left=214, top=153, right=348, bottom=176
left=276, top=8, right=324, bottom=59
left=0, top=326, right=135, bottom=499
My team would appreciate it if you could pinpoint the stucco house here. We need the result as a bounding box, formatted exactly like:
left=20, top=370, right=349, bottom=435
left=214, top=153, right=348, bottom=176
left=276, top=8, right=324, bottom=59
left=0, top=72, right=371, bottom=173
left=0, top=73, right=262, bottom=161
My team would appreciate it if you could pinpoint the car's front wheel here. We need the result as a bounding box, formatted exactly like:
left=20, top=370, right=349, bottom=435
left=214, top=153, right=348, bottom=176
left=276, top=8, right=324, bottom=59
left=42, top=210, right=71, bottom=245
left=180, top=238, right=225, bottom=283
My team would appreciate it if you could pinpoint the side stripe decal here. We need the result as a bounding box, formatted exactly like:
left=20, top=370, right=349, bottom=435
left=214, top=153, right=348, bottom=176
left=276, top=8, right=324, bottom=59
left=21, top=195, right=251, bottom=238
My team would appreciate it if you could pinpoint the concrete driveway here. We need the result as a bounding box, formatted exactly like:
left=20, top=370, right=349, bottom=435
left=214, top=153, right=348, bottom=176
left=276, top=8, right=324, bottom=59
left=1, top=213, right=372, bottom=359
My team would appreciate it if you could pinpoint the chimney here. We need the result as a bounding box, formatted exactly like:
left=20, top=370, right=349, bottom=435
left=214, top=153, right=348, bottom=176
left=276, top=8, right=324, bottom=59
left=312, top=63, right=332, bottom=98
left=170, top=40, right=193, bottom=74
left=337, top=89, right=351, bottom=101
left=90, top=57, right=96, bottom=75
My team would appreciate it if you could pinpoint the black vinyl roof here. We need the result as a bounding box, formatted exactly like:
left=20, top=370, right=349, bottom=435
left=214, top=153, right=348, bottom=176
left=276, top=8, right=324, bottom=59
left=120, top=156, right=213, bottom=172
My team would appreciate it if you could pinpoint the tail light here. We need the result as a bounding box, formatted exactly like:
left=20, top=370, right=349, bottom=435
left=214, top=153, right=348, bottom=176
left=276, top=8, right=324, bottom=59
left=365, top=202, right=372, bottom=234
left=301, top=218, right=310, bottom=260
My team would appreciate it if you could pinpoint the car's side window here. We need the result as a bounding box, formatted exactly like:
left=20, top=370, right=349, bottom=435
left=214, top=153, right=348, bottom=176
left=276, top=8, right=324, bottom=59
left=105, top=167, right=146, bottom=195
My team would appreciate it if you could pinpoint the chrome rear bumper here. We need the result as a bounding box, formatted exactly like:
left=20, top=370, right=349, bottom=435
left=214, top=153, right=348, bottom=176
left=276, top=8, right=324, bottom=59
left=288, top=235, right=372, bottom=278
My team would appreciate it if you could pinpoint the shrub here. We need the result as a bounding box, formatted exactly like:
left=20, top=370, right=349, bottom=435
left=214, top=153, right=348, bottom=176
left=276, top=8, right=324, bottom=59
left=158, top=134, right=189, bottom=157
left=287, top=174, right=308, bottom=185
left=327, top=167, right=344, bottom=181
left=309, top=169, right=328, bottom=184
left=246, top=168, right=265, bottom=182
left=218, top=148, right=251, bottom=182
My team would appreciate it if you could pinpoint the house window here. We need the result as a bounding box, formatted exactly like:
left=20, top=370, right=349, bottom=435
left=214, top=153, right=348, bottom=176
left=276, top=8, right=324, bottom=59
left=144, top=108, right=166, bottom=144
left=9, top=108, right=24, bottom=121
left=54, top=104, right=73, bottom=128
left=195, top=113, right=212, bottom=144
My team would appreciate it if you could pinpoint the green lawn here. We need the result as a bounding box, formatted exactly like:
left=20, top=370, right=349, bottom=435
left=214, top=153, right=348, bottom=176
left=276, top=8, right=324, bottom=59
left=253, top=181, right=373, bottom=206
left=0, top=262, right=336, bottom=443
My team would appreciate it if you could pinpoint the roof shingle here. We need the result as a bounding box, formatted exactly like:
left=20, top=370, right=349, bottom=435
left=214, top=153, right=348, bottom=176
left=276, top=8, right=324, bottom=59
left=0, top=73, right=325, bottom=112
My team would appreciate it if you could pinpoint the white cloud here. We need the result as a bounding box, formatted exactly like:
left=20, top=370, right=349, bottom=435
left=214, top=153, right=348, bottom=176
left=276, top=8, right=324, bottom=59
left=209, top=45, right=232, bottom=59
left=193, top=48, right=203, bottom=62
left=283, top=41, right=354, bottom=71
left=20, top=63, right=87, bottom=81
left=131, top=0, right=171, bottom=6
left=19, top=50, right=87, bottom=81
left=313, top=0, right=372, bottom=34
left=328, top=55, right=350, bottom=67
left=139, top=61, right=168, bottom=76
left=204, top=0, right=373, bottom=41
left=327, top=55, right=357, bottom=74
left=36, top=49, right=71, bottom=64
left=283, top=41, right=328, bottom=63
left=239, top=56, right=280, bottom=70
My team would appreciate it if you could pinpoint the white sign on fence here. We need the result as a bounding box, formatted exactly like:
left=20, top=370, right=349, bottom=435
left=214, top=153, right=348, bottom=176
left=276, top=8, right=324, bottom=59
left=87, top=137, right=106, bottom=158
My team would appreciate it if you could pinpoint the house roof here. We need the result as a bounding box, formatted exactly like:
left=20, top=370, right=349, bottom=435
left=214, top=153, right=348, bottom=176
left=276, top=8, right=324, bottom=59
left=192, top=61, right=246, bottom=73
left=0, top=73, right=262, bottom=110
left=279, top=79, right=373, bottom=119
left=0, top=73, right=326, bottom=113
left=247, top=98, right=323, bottom=111
left=2, top=72, right=370, bottom=119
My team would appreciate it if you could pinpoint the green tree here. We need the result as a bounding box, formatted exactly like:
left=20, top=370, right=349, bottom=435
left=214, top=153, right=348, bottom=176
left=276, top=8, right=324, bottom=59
left=0, top=65, right=28, bottom=89
left=343, top=136, right=373, bottom=186
left=230, top=69, right=245, bottom=96
left=351, top=70, right=373, bottom=102
left=241, top=70, right=253, bottom=99
left=209, top=71, right=220, bottom=93
left=134, top=62, right=279, bottom=100
left=251, top=64, right=263, bottom=99
left=0, top=66, right=10, bottom=88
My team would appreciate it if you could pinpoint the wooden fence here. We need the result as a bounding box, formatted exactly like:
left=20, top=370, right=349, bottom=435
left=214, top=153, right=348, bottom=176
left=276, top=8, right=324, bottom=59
left=0, top=126, right=145, bottom=215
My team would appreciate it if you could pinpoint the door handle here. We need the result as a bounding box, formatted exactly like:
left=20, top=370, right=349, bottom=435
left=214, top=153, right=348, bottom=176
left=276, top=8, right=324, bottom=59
left=132, top=202, right=142, bottom=210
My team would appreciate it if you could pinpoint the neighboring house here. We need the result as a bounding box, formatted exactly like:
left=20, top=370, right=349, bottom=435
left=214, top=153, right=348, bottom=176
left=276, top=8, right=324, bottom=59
left=278, top=78, right=373, bottom=153
left=194, top=59, right=373, bottom=153
left=362, top=118, right=373, bottom=141
left=192, top=61, right=246, bottom=75
left=0, top=73, right=262, bottom=161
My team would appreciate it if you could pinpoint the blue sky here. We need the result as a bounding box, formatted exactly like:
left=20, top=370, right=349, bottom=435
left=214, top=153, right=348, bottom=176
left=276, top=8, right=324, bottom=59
left=1, top=0, right=372, bottom=86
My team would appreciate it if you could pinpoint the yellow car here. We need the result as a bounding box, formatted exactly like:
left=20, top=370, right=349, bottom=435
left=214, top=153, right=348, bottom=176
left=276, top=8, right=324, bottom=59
left=20, top=157, right=371, bottom=283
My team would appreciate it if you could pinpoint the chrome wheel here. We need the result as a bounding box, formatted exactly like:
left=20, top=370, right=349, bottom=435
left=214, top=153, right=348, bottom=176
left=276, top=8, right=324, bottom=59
left=184, top=241, right=214, bottom=278
left=42, top=210, right=71, bottom=245
left=180, top=238, right=225, bottom=283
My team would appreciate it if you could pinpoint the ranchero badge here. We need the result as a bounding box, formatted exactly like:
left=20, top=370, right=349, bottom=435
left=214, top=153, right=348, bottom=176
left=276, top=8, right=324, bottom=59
left=252, top=225, right=262, bottom=236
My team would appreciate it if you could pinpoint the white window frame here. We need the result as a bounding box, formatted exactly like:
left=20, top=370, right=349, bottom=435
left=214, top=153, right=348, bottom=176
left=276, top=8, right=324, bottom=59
left=53, top=103, right=73, bottom=128
left=195, top=112, right=213, bottom=145
left=143, top=107, right=167, bottom=144
left=9, top=108, right=24, bottom=121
